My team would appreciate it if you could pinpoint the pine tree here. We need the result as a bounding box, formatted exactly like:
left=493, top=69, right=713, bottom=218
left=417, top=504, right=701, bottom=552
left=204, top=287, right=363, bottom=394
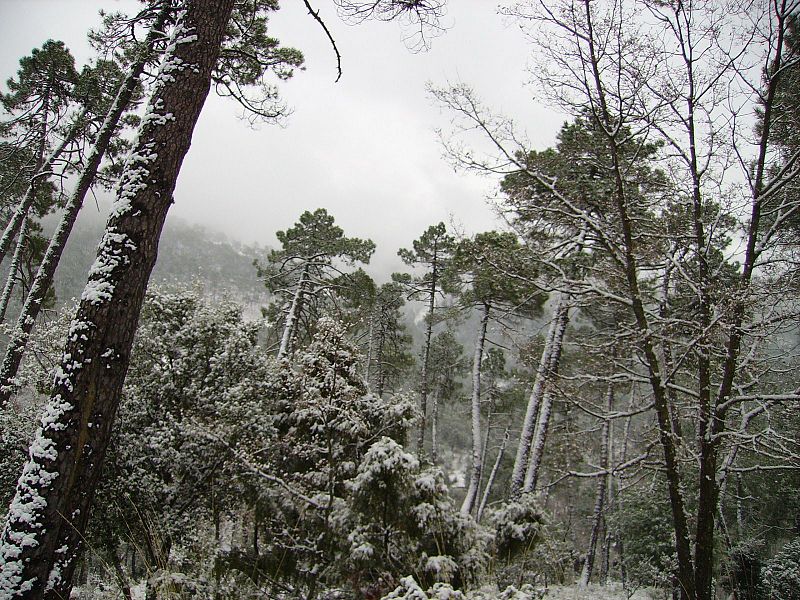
left=0, top=4, right=237, bottom=595
left=454, top=231, right=541, bottom=515
left=256, top=208, right=375, bottom=360
left=394, top=222, right=458, bottom=459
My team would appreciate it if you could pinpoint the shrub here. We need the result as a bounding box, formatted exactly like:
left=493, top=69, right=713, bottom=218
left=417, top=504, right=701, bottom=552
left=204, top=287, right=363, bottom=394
left=761, top=537, right=800, bottom=600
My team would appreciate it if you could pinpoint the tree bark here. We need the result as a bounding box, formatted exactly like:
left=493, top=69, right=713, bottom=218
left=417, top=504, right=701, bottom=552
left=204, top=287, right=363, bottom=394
left=509, top=293, right=568, bottom=497
left=477, top=426, right=509, bottom=522
left=0, top=4, right=170, bottom=408
left=431, top=387, right=440, bottom=464
left=461, top=301, right=490, bottom=515
left=0, top=216, right=29, bottom=323
left=522, top=299, right=569, bottom=494
left=0, top=3, right=235, bottom=597
left=417, top=249, right=438, bottom=458
left=277, top=263, right=309, bottom=361
left=579, top=382, right=613, bottom=587
left=0, top=125, right=77, bottom=269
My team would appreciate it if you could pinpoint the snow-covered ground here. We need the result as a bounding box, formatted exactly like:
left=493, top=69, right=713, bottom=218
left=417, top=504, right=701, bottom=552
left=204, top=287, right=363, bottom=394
left=541, top=583, right=657, bottom=599
left=73, top=580, right=659, bottom=599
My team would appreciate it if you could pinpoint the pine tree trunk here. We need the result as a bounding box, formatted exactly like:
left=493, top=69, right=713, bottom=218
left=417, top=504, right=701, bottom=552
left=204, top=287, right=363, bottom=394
left=0, top=216, right=29, bottom=323
left=509, top=293, right=568, bottom=497
left=278, top=263, right=309, bottom=361
left=0, top=7, right=169, bottom=407
left=477, top=426, right=509, bottom=522
left=417, top=269, right=437, bottom=458
left=365, top=314, right=374, bottom=386
left=477, top=398, right=494, bottom=500
left=0, top=3, right=235, bottom=597
left=461, top=302, right=489, bottom=515
left=431, top=387, right=440, bottom=464
left=0, top=126, right=76, bottom=268
left=522, top=300, right=569, bottom=494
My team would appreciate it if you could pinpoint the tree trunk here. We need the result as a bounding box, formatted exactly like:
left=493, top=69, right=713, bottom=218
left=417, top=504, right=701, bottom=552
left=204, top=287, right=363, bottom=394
left=277, top=263, right=309, bottom=361
left=509, top=292, right=568, bottom=497
left=0, top=216, right=29, bottom=323
left=102, top=522, right=133, bottom=600
left=431, top=387, right=440, bottom=464
left=0, top=5, right=170, bottom=408
left=417, top=258, right=438, bottom=458
left=522, top=300, right=569, bottom=494
left=578, top=1, right=697, bottom=592
left=461, top=301, right=490, bottom=515
left=0, top=125, right=76, bottom=269
left=477, top=426, right=509, bottom=522
left=365, top=314, right=374, bottom=385
left=0, top=3, right=235, bottom=597
left=579, top=382, right=613, bottom=587
left=477, top=392, right=496, bottom=502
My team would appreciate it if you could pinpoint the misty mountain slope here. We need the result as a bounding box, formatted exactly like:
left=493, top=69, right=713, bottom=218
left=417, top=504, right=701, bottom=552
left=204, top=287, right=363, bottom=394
left=50, top=207, right=271, bottom=306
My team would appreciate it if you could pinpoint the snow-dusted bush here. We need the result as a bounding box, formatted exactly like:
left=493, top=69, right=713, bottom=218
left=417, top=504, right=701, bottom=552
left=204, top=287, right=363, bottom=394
left=490, top=494, right=545, bottom=561
left=380, top=576, right=466, bottom=600
left=487, top=494, right=546, bottom=589
left=495, top=584, right=542, bottom=599
left=761, top=537, right=800, bottom=600
left=378, top=578, right=543, bottom=600
left=84, top=289, right=274, bottom=598
left=346, top=437, right=488, bottom=596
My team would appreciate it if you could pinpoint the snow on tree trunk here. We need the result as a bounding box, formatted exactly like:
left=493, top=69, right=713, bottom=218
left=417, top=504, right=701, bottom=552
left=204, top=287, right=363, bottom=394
left=579, top=382, right=613, bottom=587
left=365, top=314, right=374, bottom=385
left=0, top=130, right=75, bottom=269
left=477, top=426, right=509, bottom=522
left=0, top=3, right=235, bottom=597
left=461, top=302, right=490, bottom=515
left=522, top=299, right=569, bottom=494
left=509, top=292, right=568, bottom=497
left=431, top=387, right=440, bottom=464
left=417, top=275, right=436, bottom=458
left=0, top=7, right=169, bottom=408
left=277, top=263, right=309, bottom=361
left=0, top=215, right=29, bottom=324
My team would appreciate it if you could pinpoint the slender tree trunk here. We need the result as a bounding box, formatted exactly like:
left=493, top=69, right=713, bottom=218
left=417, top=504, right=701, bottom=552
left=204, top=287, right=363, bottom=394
left=600, top=526, right=611, bottom=584
left=461, top=301, right=490, bottom=515
left=477, top=393, right=495, bottom=501
left=579, top=1, right=697, bottom=593
left=375, top=327, right=386, bottom=398
left=0, top=125, right=77, bottom=269
left=0, top=3, right=235, bottom=597
left=431, top=387, right=440, bottom=464
left=365, top=313, right=374, bottom=386
left=579, top=382, right=613, bottom=587
left=477, top=426, right=509, bottom=522
left=0, top=7, right=170, bottom=407
left=509, top=293, right=568, bottom=497
left=0, top=216, right=29, bottom=323
left=102, top=523, right=133, bottom=600
left=522, top=300, right=569, bottom=494
left=278, top=263, right=309, bottom=361
left=417, top=267, right=437, bottom=458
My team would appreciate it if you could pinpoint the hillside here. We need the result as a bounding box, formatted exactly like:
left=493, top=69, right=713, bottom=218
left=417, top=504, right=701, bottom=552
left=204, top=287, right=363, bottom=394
left=50, top=207, right=270, bottom=308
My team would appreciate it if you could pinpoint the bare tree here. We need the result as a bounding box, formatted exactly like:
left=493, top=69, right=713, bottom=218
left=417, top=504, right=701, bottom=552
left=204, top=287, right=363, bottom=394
left=433, top=0, right=800, bottom=597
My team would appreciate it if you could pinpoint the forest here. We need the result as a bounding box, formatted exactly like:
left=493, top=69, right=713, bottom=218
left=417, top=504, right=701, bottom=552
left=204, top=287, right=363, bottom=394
left=0, top=1, right=799, bottom=599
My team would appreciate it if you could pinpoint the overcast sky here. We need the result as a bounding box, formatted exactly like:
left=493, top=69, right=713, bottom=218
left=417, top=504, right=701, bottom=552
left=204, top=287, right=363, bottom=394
left=0, top=0, right=564, bottom=276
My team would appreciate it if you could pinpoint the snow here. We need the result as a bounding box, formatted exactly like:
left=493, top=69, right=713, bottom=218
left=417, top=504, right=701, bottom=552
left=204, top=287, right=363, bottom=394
left=351, top=437, right=419, bottom=493
left=378, top=581, right=656, bottom=600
